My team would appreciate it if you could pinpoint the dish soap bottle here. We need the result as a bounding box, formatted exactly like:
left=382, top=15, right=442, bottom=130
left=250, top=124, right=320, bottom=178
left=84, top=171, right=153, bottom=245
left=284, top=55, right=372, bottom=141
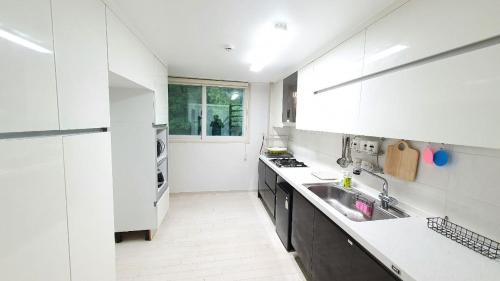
left=343, top=170, right=352, bottom=189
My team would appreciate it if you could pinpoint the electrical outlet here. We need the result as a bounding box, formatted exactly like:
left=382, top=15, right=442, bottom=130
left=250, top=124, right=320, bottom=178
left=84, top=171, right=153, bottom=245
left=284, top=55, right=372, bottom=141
left=351, top=137, right=360, bottom=152
left=359, top=140, right=368, bottom=152
left=367, top=141, right=379, bottom=154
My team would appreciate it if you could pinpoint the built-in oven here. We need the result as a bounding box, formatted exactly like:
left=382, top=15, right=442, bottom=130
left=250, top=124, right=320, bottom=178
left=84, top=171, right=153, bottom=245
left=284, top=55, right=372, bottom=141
left=157, top=169, right=165, bottom=189
left=155, top=124, right=168, bottom=202
left=157, top=138, right=166, bottom=157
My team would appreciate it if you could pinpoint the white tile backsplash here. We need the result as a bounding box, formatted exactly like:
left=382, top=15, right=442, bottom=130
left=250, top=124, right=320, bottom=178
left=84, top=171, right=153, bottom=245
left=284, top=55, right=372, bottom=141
left=288, top=128, right=500, bottom=241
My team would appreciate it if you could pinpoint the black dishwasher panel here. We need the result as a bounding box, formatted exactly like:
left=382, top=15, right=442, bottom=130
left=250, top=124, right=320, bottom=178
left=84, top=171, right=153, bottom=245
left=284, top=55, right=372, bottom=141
left=276, top=181, right=293, bottom=251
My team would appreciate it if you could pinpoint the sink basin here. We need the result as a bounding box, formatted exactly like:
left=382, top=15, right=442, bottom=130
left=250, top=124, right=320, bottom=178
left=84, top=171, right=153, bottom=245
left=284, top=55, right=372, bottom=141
left=304, top=183, right=409, bottom=222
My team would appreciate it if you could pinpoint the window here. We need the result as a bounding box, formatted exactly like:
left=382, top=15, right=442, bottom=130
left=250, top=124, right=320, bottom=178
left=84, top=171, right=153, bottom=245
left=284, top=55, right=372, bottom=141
left=168, top=78, right=248, bottom=141
left=168, top=85, right=202, bottom=136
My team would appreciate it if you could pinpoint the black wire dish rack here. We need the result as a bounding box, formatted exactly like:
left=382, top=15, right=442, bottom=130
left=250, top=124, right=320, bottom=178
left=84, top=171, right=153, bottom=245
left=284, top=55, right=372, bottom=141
left=427, top=217, right=500, bottom=259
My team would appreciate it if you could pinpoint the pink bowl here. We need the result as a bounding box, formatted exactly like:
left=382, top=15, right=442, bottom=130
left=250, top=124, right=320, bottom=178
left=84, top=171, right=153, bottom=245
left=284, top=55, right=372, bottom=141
left=423, top=147, right=434, bottom=165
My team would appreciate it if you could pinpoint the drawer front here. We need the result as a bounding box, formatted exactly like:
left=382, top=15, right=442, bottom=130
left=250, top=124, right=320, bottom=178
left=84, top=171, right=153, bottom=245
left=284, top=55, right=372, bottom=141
left=258, top=160, right=266, bottom=194
left=265, top=165, right=277, bottom=193
left=291, top=189, right=315, bottom=275
left=261, top=185, right=275, bottom=219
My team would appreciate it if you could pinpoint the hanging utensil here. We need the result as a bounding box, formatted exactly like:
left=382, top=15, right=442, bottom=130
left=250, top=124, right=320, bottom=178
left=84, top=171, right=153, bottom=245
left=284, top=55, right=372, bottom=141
left=337, top=135, right=346, bottom=167
left=337, top=135, right=350, bottom=168
left=346, top=136, right=353, bottom=166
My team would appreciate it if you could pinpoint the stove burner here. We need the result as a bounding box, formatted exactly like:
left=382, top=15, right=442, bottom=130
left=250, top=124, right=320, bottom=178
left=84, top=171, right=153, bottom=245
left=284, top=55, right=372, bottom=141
left=270, top=158, right=308, bottom=168
left=265, top=152, right=294, bottom=159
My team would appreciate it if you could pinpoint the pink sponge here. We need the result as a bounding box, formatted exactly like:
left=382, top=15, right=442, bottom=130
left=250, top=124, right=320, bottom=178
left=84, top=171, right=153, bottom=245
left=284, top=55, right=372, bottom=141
left=355, top=199, right=374, bottom=218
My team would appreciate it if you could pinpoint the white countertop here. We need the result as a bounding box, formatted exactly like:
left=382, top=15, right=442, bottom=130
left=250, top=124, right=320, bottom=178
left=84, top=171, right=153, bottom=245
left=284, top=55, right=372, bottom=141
left=260, top=155, right=500, bottom=281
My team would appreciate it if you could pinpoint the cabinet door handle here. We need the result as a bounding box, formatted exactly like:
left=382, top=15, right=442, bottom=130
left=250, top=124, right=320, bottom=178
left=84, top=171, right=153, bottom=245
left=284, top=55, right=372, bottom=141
left=391, top=265, right=401, bottom=275
left=347, top=239, right=353, bottom=246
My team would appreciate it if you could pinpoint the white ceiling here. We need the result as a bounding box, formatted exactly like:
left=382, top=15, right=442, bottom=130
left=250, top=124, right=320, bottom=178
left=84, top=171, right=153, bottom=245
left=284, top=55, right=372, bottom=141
left=104, top=0, right=400, bottom=82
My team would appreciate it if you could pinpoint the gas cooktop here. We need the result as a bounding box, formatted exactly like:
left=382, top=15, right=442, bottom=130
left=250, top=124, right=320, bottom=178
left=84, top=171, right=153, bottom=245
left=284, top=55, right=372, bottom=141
left=270, top=158, right=308, bottom=168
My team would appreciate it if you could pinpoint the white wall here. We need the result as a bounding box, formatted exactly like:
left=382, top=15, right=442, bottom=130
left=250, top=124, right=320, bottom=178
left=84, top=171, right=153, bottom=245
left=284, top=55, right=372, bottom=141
left=287, top=128, right=500, bottom=242
left=169, top=83, right=269, bottom=193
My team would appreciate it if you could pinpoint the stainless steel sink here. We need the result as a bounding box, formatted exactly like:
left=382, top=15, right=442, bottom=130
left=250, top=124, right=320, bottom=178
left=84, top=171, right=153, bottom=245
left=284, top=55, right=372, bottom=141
left=304, top=183, right=409, bottom=222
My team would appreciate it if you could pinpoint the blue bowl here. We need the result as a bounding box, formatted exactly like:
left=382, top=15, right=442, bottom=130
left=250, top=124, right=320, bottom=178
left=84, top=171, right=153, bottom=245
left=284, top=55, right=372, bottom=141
left=433, top=150, right=449, bottom=167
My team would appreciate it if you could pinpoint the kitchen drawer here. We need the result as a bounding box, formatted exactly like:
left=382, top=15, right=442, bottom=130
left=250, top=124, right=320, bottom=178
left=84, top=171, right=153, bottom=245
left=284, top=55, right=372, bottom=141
left=265, top=165, right=277, bottom=193
left=261, top=185, right=275, bottom=220
left=258, top=160, right=266, bottom=196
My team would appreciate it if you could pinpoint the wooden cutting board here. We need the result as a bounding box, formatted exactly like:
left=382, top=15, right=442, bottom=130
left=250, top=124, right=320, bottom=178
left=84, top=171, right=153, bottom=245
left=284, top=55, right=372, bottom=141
left=384, top=141, right=419, bottom=181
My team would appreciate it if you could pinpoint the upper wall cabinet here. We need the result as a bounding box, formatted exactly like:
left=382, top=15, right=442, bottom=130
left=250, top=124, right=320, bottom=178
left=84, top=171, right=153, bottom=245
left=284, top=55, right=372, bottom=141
left=363, top=0, right=500, bottom=75
left=268, top=80, right=284, bottom=131
left=153, top=65, right=169, bottom=125
left=282, top=72, right=298, bottom=123
left=0, top=0, right=59, bottom=133
left=106, top=9, right=154, bottom=90
left=106, top=9, right=168, bottom=125
left=359, top=43, right=500, bottom=149
left=315, top=31, right=366, bottom=91
left=296, top=32, right=364, bottom=134
left=52, top=0, right=110, bottom=130
left=296, top=63, right=315, bottom=131
left=310, top=83, right=361, bottom=134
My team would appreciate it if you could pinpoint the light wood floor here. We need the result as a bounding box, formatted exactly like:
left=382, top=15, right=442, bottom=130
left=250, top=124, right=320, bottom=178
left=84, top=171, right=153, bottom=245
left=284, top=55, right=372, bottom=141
left=116, top=191, right=307, bottom=281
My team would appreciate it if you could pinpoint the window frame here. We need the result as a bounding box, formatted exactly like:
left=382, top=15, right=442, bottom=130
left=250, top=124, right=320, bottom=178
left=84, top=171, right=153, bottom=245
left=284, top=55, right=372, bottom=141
left=168, top=78, right=250, bottom=143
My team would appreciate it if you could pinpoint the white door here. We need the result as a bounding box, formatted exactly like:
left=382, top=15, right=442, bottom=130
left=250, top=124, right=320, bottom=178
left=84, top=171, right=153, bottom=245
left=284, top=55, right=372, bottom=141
left=0, top=0, right=59, bottom=133
left=0, top=136, right=70, bottom=281
left=52, top=0, right=110, bottom=129
left=63, top=132, right=116, bottom=281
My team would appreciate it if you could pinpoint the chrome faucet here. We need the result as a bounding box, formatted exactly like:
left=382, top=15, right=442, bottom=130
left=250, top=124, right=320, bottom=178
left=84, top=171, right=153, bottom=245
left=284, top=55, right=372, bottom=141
left=352, top=168, right=397, bottom=210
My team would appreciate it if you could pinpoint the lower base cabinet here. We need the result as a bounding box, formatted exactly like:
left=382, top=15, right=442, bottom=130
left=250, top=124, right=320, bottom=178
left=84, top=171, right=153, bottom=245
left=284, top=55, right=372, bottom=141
left=291, top=190, right=315, bottom=275
left=0, top=137, right=70, bottom=281
left=63, top=133, right=116, bottom=281
left=0, top=133, right=115, bottom=281
left=292, top=189, right=400, bottom=281
left=312, top=211, right=352, bottom=281
left=313, top=211, right=399, bottom=281
left=258, top=160, right=276, bottom=219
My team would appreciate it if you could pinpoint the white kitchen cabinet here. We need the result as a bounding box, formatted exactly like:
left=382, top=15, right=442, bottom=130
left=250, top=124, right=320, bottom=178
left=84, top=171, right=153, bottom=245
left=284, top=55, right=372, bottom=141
left=268, top=80, right=284, bottom=131
left=295, top=31, right=364, bottom=133
left=296, top=63, right=316, bottom=131
left=359, top=43, right=500, bottom=149
left=106, top=8, right=154, bottom=90
left=153, top=66, right=169, bottom=125
left=296, top=64, right=361, bottom=134
left=312, top=83, right=361, bottom=134
left=0, top=137, right=70, bottom=281
left=63, top=132, right=115, bottom=281
left=314, top=31, right=365, bottom=91
left=52, top=0, right=110, bottom=130
left=106, top=8, right=168, bottom=125
left=0, top=0, right=59, bottom=133
left=110, top=88, right=167, bottom=236
left=364, top=0, right=500, bottom=75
